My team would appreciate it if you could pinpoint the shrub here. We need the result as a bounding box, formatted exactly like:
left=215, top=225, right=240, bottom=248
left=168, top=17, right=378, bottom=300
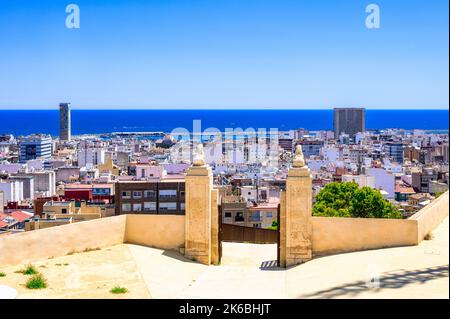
left=84, top=247, right=100, bottom=252
left=0, top=272, right=6, bottom=277
left=267, top=220, right=278, bottom=230
left=17, top=264, right=39, bottom=275
left=110, top=286, right=128, bottom=294
left=424, top=233, right=434, bottom=240
left=26, top=274, right=47, bottom=289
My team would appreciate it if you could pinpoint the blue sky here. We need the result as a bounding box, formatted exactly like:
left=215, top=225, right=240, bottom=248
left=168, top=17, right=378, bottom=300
left=0, top=0, right=448, bottom=109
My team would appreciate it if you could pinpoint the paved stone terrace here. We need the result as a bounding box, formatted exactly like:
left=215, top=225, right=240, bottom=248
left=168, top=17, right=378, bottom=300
left=1, top=217, right=448, bottom=299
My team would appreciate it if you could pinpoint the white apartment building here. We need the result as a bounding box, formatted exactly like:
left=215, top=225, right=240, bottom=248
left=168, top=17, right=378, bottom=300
left=0, top=163, right=27, bottom=174
left=342, top=174, right=375, bottom=188
left=0, top=190, right=4, bottom=212
left=77, top=148, right=106, bottom=167
left=240, top=185, right=270, bottom=203
left=14, top=171, right=56, bottom=197
left=0, top=180, right=24, bottom=202
left=367, top=167, right=395, bottom=199
left=321, top=146, right=339, bottom=163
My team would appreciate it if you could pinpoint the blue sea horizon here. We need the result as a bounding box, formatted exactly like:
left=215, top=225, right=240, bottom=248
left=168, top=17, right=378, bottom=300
left=0, top=109, right=448, bottom=136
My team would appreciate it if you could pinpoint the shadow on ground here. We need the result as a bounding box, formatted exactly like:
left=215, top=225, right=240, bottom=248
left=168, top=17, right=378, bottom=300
left=259, top=260, right=283, bottom=271
left=299, top=264, right=449, bottom=299
left=161, top=249, right=200, bottom=264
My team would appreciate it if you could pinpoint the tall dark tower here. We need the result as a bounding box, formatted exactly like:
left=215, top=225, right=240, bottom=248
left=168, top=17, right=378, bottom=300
left=333, top=108, right=365, bottom=140
left=59, top=102, right=71, bottom=142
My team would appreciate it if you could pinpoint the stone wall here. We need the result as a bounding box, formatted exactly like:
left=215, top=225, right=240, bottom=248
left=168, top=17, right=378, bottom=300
left=409, top=191, right=449, bottom=242
left=210, top=189, right=220, bottom=265
left=0, top=173, right=447, bottom=268
left=0, top=214, right=188, bottom=267
left=311, top=191, right=449, bottom=256
left=0, top=215, right=126, bottom=266
left=124, top=214, right=185, bottom=250
left=311, top=217, right=418, bottom=256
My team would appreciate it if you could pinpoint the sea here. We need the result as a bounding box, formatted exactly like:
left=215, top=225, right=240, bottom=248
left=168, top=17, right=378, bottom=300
left=0, top=109, right=448, bottom=136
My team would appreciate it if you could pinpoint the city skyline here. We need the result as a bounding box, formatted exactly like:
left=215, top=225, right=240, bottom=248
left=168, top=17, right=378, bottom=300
left=0, top=0, right=448, bottom=110
left=0, top=107, right=447, bottom=110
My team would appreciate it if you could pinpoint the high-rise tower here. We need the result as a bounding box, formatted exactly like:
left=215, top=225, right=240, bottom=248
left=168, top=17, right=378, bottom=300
left=333, top=108, right=365, bottom=140
left=59, top=103, right=71, bottom=142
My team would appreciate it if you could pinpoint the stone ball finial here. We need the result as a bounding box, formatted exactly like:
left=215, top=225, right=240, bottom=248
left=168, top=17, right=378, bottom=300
left=293, top=144, right=305, bottom=168
left=193, top=143, right=206, bottom=166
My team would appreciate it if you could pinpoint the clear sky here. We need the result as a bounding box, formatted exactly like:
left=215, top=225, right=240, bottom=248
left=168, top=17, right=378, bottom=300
left=0, top=0, right=448, bottom=109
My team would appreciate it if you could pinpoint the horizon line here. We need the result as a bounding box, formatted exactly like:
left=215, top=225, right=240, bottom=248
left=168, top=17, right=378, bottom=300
left=0, top=107, right=448, bottom=111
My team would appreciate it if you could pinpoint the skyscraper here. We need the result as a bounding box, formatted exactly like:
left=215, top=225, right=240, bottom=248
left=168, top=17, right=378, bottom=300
left=333, top=108, right=365, bottom=140
left=59, top=103, right=71, bottom=142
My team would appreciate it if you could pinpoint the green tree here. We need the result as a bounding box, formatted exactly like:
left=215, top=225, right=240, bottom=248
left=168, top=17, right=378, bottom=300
left=313, top=182, right=402, bottom=219
left=267, top=220, right=278, bottom=230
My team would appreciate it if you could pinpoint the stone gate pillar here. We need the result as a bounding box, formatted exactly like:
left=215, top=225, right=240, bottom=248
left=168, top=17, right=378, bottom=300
left=280, top=145, right=313, bottom=268
left=185, top=144, right=213, bottom=265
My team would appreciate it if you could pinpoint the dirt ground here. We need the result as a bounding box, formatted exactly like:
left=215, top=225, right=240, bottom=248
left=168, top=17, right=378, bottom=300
left=0, top=245, right=150, bottom=299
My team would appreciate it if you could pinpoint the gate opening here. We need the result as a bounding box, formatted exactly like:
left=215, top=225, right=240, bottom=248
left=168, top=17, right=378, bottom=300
left=218, top=204, right=280, bottom=267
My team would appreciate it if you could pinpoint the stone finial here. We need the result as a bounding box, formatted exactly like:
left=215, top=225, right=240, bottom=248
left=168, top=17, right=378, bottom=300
left=293, top=144, right=305, bottom=168
left=193, top=143, right=206, bottom=166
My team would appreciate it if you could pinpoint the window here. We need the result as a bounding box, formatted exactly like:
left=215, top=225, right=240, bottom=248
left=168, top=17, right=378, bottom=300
left=235, top=212, right=244, bottom=222
left=143, top=202, right=156, bottom=211
left=251, top=212, right=262, bottom=222
left=160, top=190, right=177, bottom=198
left=132, top=203, right=142, bottom=211
left=133, top=191, right=142, bottom=199
left=61, top=208, right=67, bottom=214
left=180, top=191, right=185, bottom=197
left=159, top=202, right=177, bottom=211
left=122, top=203, right=131, bottom=212
left=180, top=203, right=186, bottom=211
left=93, top=188, right=110, bottom=196
left=144, top=190, right=156, bottom=198
left=224, top=212, right=232, bottom=218
left=122, top=191, right=131, bottom=199
left=266, top=212, right=273, bottom=218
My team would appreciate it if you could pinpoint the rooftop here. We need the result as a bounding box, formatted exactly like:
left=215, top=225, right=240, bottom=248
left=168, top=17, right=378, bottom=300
left=43, top=202, right=71, bottom=207
left=395, top=184, right=416, bottom=194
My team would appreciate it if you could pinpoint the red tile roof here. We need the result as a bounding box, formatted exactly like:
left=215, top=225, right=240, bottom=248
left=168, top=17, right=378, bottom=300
left=395, top=184, right=416, bottom=194
left=9, top=210, right=34, bottom=222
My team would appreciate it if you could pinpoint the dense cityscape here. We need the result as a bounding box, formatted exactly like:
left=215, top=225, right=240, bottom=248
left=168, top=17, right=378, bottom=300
left=1, top=104, right=448, bottom=233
